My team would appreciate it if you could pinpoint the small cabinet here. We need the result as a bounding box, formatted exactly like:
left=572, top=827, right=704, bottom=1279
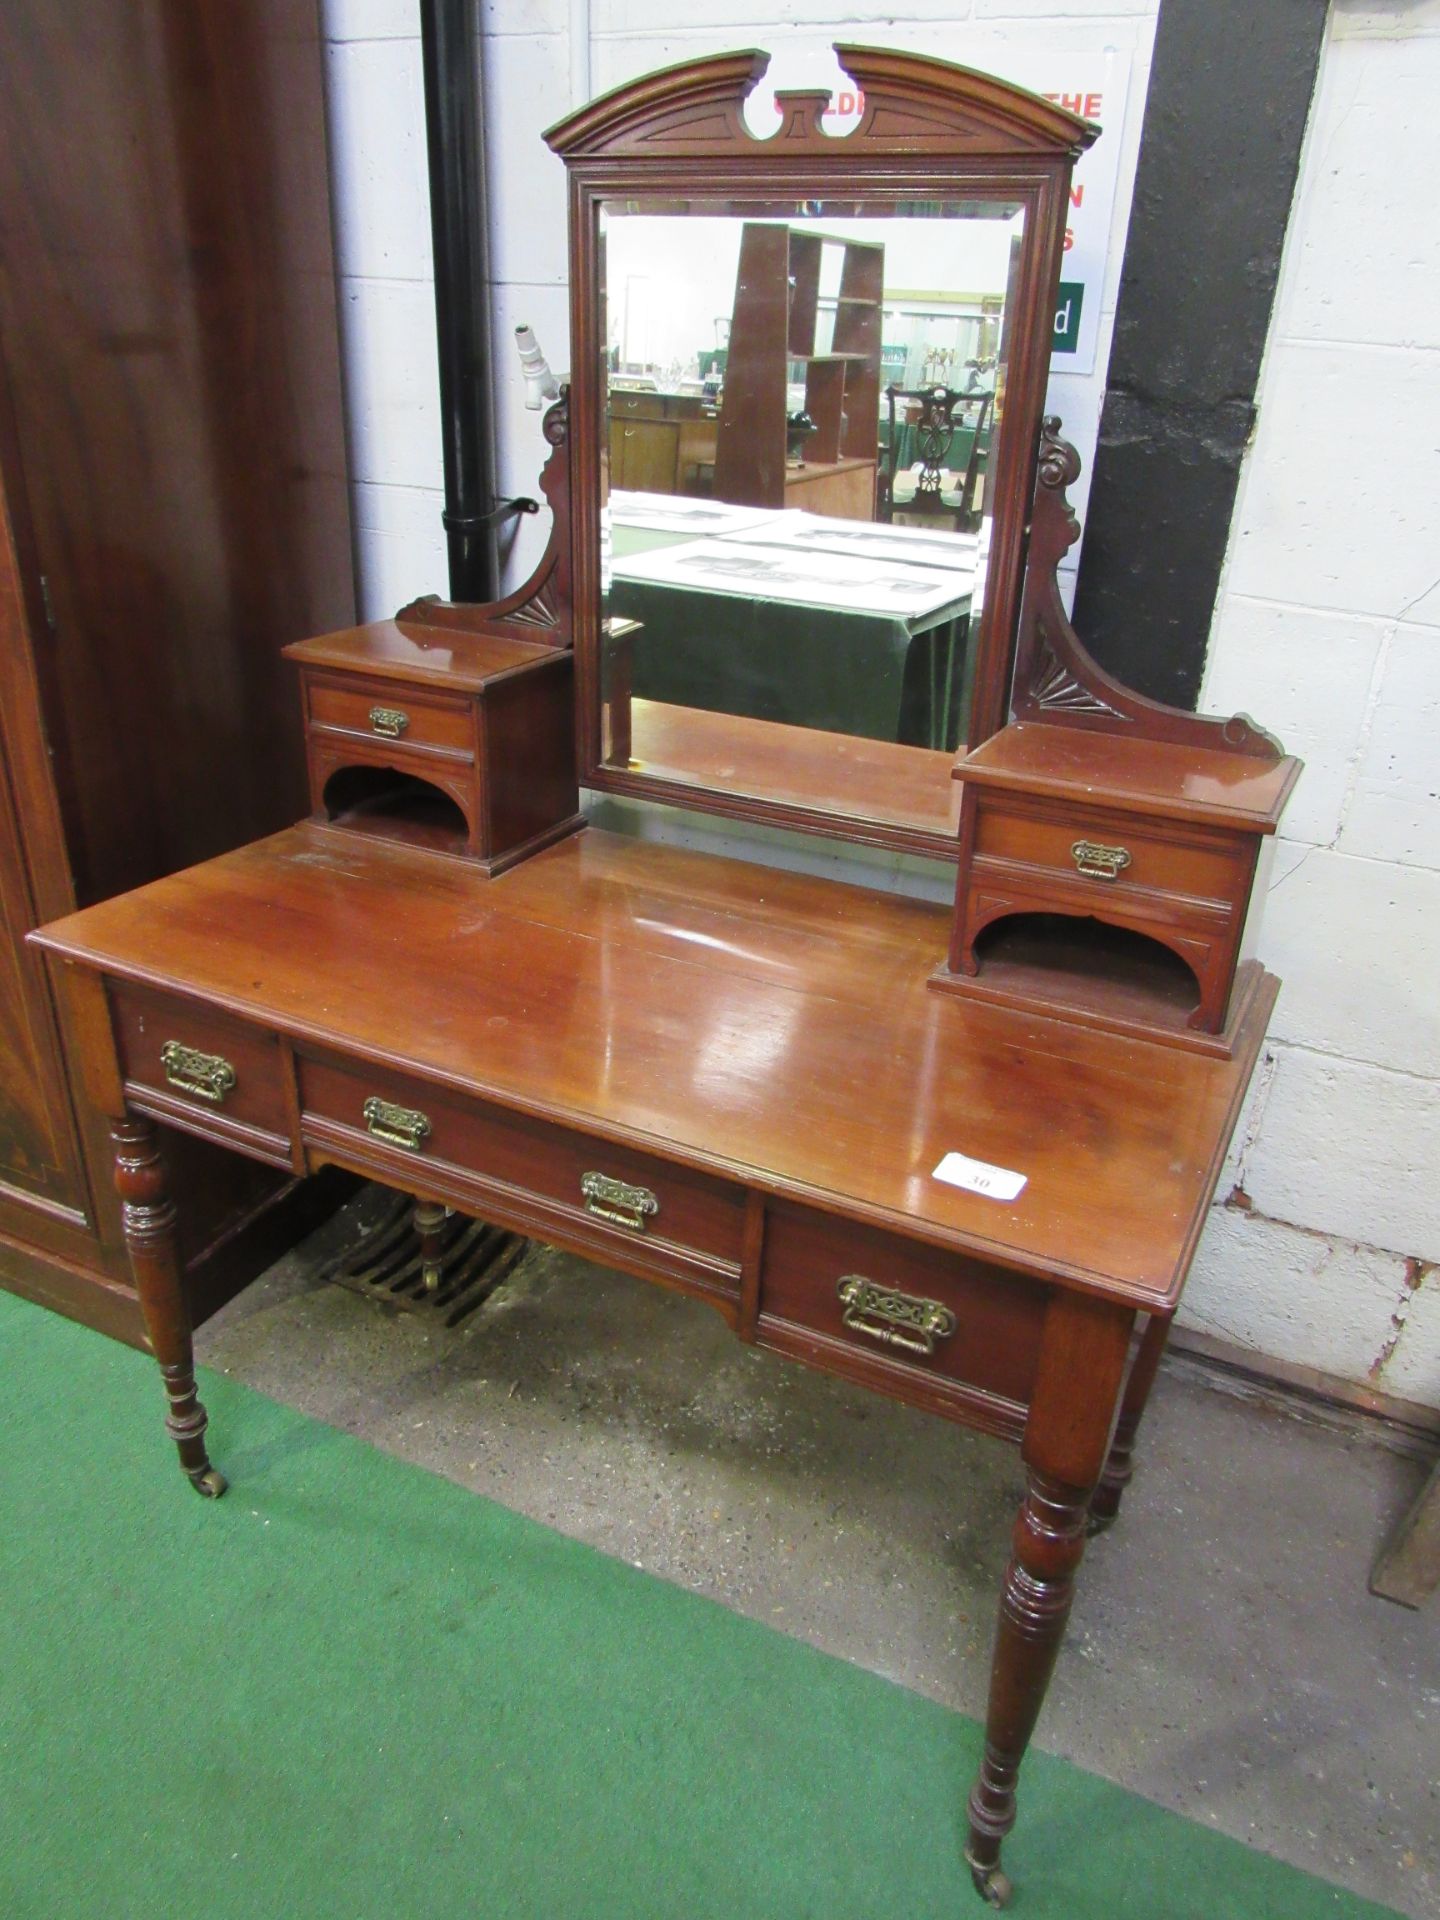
left=286, top=618, right=584, bottom=874
left=607, top=391, right=718, bottom=495
left=933, top=721, right=1300, bottom=1052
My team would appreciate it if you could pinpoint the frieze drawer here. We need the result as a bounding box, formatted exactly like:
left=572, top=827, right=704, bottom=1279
left=757, top=1202, right=1047, bottom=1412
left=305, top=674, right=475, bottom=759
left=110, top=984, right=291, bottom=1149
left=297, top=1054, right=746, bottom=1281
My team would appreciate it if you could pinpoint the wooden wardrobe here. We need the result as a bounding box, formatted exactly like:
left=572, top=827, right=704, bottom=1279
left=0, top=2, right=356, bottom=1343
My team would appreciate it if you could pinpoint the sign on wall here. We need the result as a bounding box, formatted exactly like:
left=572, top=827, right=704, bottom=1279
left=1029, top=59, right=1132, bottom=378
left=751, top=49, right=1131, bottom=383
left=748, top=43, right=1139, bottom=599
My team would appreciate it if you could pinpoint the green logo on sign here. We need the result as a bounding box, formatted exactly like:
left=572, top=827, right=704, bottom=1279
left=1053, top=281, right=1084, bottom=353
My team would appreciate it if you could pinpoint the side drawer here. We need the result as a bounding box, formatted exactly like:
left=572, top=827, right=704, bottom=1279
left=757, top=1202, right=1047, bottom=1417
left=298, top=1054, right=745, bottom=1286
left=974, top=796, right=1243, bottom=905
left=111, top=983, right=293, bottom=1159
left=305, top=672, right=475, bottom=759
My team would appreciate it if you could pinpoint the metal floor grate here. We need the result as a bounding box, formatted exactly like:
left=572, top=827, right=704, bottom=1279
left=318, top=1187, right=527, bottom=1329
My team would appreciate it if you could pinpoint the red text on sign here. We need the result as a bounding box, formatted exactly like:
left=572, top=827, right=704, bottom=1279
left=1043, top=91, right=1103, bottom=121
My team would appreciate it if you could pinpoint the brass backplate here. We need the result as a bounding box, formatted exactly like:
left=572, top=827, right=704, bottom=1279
left=1070, top=838, right=1132, bottom=882
left=580, top=1170, right=658, bottom=1232
left=362, top=1095, right=432, bottom=1151
left=159, top=1041, right=236, bottom=1106
left=837, top=1275, right=957, bottom=1358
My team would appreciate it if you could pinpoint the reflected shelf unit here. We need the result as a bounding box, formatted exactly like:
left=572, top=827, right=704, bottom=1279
left=713, top=224, right=883, bottom=522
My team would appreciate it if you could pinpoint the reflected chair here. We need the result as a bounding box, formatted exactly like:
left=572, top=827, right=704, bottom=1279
left=878, top=385, right=992, bottom=532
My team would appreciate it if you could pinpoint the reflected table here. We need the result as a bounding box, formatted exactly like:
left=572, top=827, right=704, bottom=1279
left=608, top=509, right=977, bottom=752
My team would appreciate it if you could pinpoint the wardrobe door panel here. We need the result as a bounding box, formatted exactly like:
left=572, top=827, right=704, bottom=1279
left=0, top=769, right=87, bottom=1220
left=0, top=0, right=355, bottom=905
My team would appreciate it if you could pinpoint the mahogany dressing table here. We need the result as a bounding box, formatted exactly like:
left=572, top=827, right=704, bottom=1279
left=31, top=49, right=1297, bottom=1908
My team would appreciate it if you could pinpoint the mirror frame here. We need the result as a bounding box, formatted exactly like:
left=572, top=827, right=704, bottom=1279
left=546, top=45, right=1097, bottom=858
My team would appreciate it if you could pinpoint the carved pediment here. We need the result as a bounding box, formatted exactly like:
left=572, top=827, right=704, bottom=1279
left=545, top=45, right=1098, bottom=163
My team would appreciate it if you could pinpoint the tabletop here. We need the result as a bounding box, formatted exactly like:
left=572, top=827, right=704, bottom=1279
left=35, top=824, right=1274, bottom=1311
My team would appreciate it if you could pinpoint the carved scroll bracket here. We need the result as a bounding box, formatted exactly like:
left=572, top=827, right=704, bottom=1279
left=1009, top=418, right=1283, bottom=759
left=396, top=388, right=572, bottom=648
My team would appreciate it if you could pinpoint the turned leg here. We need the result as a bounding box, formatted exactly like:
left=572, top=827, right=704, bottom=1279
left=965, top=1292, right=1132, bottom=1906
left=111, top=1115, right=226, bottom=1498
left=966, top=1471, right=1091, bottom=1906
left=1089, top=1311, right=1172, bottom=1532
left=414, top=1197, right=447, bottom=1292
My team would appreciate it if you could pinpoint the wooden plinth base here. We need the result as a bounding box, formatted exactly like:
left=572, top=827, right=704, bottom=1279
left=311, top=809, right=585, bottom=877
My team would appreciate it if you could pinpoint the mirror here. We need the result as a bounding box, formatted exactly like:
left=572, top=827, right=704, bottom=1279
left=548, top=48, right=1097, bottom=854
left=600, top=200, right=1024, bottom=832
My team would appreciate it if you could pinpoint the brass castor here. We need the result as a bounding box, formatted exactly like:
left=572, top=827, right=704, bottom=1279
left=966, top=1857, right=1013, bottom=1909
left=187, top=1465, right=228, bottom=1499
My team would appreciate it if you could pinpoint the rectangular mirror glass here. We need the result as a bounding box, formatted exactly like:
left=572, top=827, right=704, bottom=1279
left=595, top=196, right=1026, bottom=836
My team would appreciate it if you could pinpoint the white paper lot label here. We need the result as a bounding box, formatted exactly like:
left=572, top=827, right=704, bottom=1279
left=932, top=1152, right=1027, bottom=1202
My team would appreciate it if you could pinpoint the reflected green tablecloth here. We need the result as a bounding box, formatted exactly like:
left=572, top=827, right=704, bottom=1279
left=605, top=576, right=974, bottom=753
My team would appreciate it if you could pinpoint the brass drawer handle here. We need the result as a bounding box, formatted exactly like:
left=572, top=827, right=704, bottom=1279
left=1071, top=838, right=1131, bottom=882
left=368, top=706, right=410, bottom=739
left=362, top=1096, right=431, bottom=1152
left=581, top=1171, right=658, bottom=1233
left=837, top=1276, right=957, bottom=1358
left=159, top=1041, right=236, bottom=1106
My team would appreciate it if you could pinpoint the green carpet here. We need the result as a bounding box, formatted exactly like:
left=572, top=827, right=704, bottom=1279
left=0, top=1289, right=1399, bottom=1920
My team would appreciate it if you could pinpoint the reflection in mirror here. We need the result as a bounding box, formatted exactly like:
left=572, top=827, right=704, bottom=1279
left=597, top=198, right=1025, bottom=833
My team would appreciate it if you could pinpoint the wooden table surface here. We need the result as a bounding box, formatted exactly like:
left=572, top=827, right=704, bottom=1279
left=36, top=822, right=1274, bottom=1311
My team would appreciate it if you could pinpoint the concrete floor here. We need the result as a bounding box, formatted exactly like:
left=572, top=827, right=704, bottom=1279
left=197, top=1190, right=1438, bottom=1919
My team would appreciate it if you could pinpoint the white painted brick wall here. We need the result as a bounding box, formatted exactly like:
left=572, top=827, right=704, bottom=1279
left=316, top=0, right=1440, bottom=1407
left=1191, top=2, right=1440, bottom=1407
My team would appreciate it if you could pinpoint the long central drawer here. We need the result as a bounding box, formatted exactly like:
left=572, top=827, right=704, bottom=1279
left=297, top=1052, right=746, bottom=1294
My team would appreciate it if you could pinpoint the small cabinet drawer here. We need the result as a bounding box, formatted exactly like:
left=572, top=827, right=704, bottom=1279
left=758, top=1202, right=1047, bottom=1411
left=974, top=798, right=1241, bottom=905
left=111, top=984, right=291, bottom=1147
left=306, top=675, right=475, bottom=759
left=298, top=1055, right=745, bottom=1282
left=611, top=392, right=670, bottom=420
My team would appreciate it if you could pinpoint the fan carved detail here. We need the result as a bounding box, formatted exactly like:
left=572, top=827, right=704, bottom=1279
left=1031, top=636, right=1128, bottom=721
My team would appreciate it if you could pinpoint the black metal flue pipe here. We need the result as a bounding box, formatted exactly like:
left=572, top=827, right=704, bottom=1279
left=418, top=0, right=499, bottom=601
